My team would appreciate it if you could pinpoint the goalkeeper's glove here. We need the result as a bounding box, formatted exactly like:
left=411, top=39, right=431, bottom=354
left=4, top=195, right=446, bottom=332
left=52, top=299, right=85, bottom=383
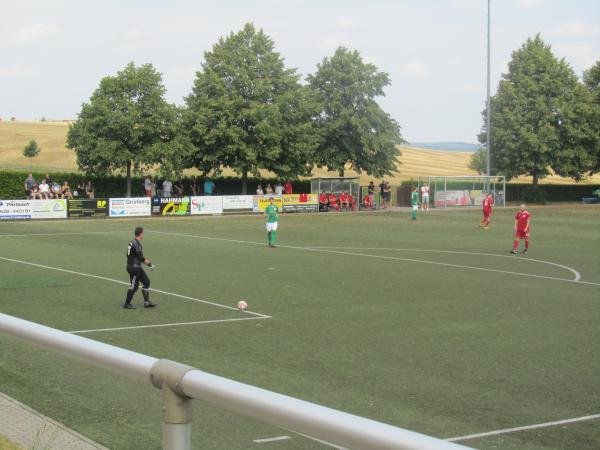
left=148, top=263, right=156, bottom=271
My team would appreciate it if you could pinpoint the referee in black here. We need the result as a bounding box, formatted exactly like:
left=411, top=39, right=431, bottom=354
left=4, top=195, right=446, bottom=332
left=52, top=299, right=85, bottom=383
left=124, top=227, right=156, bottom=309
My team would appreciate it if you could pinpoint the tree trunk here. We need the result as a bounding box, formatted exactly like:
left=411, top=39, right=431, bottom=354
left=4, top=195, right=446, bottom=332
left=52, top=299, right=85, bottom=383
left=241, top=170, right=248, bottom=195
left=339, top=169, right=345, bottom=177
left=532, top=173, right=538, bottom=188
left=126, top=161, right=132, bottom=198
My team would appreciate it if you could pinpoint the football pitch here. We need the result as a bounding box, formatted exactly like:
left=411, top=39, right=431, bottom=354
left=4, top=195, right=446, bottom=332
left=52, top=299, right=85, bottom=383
left=0, top=205, right=598, bottom=450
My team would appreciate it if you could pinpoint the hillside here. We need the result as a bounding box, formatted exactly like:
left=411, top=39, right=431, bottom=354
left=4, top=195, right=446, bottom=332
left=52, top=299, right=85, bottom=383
left=409, top=142, right=480, bottom=152
left=1, top=121, right=599, bottom=185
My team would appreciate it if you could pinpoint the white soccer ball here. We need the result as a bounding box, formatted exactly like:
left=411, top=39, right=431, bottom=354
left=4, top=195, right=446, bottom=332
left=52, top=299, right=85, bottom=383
left=237, top=300, right=248, bottom=311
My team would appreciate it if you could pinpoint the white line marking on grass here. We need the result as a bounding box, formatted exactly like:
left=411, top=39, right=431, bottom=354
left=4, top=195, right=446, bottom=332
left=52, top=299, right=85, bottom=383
left=69, top=316, right=268, bottom=334
left=446, top=413, right=600, bottom=442
left=308, top=247, right=582, bottom=282
left=253, top=436, right=291, bottom=443
left=146, top=230, right=600, bottom=287
left=291, top=431, right=348, bottom=449
left=0, top=256, right=271, bottom=319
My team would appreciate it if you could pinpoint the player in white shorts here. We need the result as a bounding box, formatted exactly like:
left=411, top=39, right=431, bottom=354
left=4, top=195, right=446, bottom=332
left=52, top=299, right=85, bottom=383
left=420, top=183, right=430, bottom=211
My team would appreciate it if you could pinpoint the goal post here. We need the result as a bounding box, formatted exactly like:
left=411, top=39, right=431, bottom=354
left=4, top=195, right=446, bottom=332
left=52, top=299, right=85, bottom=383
left=418, top=176, right=506, bottom=209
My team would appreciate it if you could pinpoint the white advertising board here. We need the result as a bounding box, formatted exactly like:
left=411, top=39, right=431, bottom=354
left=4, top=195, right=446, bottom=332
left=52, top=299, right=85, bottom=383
left=0, top=199, right=67, bottom=220
left=222, top=195, right=254, bottom=211
left=109, top=197, right=151, bottom=217
left=190, top=196, right=223, bottom=215
left=0, top=199, right=33, bottom=220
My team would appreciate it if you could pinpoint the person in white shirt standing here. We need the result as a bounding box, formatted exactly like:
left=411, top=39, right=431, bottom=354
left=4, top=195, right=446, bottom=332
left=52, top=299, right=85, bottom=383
left=162, top=179, right=172, bottom=197
left=144, top=176, right=153, bottom=197
left=274, top=182, right=284, bottom=196
left=420, top=183, right=430, bottom=211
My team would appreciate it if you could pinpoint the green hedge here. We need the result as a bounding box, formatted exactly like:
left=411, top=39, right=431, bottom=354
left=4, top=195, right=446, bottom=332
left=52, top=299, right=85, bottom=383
left=0, top=170, right=311, bottom=199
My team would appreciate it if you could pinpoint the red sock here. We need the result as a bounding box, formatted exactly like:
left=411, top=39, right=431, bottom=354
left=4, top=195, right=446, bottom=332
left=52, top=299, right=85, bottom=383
left=513, top=239, right=519, bottom=250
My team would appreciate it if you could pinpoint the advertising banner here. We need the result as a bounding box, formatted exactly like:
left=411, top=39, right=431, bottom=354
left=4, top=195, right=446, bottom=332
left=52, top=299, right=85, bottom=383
left=30, top=199, right=68, bottom=219
left=152, top=197, right=190, bottom=216
left=282, top=194, right=318, bottom=212
left=434, top=190, right=471, bottom=207
left=190, top=196, right=223, bottom=215
left=253, top=195, right=283, bottom=212
left=222, top=195, right=254, bottom=212
left=109, top=198, right=151, bottom=217
left=68, top=199, right=108, bottom=217
left=0, top=199, right=32, bottom=220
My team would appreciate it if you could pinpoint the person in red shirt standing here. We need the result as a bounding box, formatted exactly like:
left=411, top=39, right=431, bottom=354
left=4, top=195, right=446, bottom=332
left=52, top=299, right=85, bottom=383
left=283, top=181, right=292, bottom=195
left=480, top=192, right=494, bottom=229
left=511, top=204, right=531, bottom=254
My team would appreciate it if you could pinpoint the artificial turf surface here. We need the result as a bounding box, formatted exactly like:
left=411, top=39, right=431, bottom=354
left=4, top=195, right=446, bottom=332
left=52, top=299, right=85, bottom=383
left=0, top=205, right=598, bottom=450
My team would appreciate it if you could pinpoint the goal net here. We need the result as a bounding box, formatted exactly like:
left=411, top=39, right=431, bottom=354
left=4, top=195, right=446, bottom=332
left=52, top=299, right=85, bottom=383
left=418, top=176, right=506, bottom=208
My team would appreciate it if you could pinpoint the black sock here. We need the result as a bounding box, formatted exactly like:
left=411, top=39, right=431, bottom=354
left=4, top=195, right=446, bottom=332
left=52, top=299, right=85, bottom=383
left=142, top=288, right=150, bottom=303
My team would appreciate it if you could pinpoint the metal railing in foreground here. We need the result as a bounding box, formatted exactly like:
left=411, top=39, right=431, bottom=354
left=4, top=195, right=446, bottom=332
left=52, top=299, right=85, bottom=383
left=0, top=313, right=470, bottom=450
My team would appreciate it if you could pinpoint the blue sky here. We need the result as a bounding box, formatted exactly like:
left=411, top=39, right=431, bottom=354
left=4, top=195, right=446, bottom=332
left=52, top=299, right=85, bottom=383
left=1, top=0, right=599, bottom=142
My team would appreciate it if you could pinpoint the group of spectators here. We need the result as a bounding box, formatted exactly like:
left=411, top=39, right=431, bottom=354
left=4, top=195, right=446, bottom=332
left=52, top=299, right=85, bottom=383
left=256, top=181, right=293, bottom=196
left=24, top=173, right=94, bottom=200
left=143, top=176, right=218, bottom=197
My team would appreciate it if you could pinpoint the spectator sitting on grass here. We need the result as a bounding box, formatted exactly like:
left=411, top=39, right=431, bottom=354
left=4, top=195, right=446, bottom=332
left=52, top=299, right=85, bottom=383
left=24, top=174, right=36, bottom=198
left=61, top=181, right=73, bottom=200
left=38, top=179, right=50, bottom=199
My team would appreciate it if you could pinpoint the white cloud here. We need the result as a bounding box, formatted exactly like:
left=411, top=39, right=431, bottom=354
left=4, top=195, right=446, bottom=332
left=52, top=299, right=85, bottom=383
left=554, top=42, right=600, bottom=71
left=400, top=61, right=427, bottom=76
left=518, top=0, right=544, bottom=8
left=320, top=35, right=345, bottom=49
left=11, top=24, right=60, bottom=45
left=0, top=64, right=33, bottom=78
left=336, top=16, right=357, bottom=30
left=555, top=22, right=600, bottom=38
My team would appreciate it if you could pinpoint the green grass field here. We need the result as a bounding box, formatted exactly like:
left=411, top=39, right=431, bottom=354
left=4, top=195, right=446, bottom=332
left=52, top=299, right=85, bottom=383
left=0, top=206, right=598, bottom=450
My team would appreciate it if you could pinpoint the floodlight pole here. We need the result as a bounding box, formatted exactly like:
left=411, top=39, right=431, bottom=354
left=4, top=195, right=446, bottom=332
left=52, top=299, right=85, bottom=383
left=486, top=0, right=491, bottom=182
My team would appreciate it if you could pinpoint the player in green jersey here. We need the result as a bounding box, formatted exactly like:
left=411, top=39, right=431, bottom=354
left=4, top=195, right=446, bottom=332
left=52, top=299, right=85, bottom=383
left=264, top=197, right=279, bottom=247
left=411, top=187, right=420, bottom=220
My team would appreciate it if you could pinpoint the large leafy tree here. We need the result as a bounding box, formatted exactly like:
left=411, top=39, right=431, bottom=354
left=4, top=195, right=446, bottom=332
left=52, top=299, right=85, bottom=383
left=307, top=47, right=404, bottom=177
left=185, top=23, right=319, bottom=193
left=582, top=61, right=600, bottom=174
left=67, top=62, right=178, bottom=196
left=479, top=35, right=592, bottom=185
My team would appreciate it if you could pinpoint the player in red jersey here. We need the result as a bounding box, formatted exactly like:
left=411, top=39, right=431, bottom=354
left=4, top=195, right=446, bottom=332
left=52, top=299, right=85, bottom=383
left=511, top=204, right=531, bottom=254
left=480, top=192, right=494, bottom=229
left=327, top=192, right=340, bottom=211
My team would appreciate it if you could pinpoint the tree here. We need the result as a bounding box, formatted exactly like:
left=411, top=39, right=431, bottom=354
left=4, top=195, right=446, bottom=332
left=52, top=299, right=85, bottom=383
left=184, top=23, right=319, bottom=194
left=307, top=47, right=404, bottom=177
left=23, top=139, right=41, bottom=169
left=583, top=61, right=600, bottom=174
left=67, top=62, right=178, bottom=197
left=468, top=147, right=487, bottom=174
left=479, top=35, right=592, bottom=186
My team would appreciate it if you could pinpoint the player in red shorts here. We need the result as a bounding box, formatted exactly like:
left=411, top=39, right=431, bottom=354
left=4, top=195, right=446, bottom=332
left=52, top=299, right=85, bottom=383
left=327, top=192, right=340, bottom=211
left=511, top=204, right=531, bottom=254
left=480, top=192, right=494, bottom=229
left=347, top=192, right=356, bottom=211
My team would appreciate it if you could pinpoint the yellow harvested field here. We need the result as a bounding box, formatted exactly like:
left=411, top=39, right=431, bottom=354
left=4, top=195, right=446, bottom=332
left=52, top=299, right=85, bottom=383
left=1, top=121, right=599, bottom=185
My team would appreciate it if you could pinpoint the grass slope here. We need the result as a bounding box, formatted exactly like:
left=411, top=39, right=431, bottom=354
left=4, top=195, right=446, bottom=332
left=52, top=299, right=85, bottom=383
left=0, top=206, right=598, bottom=450
left=1, top=121, right=600, bottom=185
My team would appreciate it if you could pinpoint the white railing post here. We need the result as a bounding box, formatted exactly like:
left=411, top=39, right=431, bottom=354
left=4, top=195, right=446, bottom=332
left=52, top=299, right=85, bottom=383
left=150, top=360, right=194, bottom=450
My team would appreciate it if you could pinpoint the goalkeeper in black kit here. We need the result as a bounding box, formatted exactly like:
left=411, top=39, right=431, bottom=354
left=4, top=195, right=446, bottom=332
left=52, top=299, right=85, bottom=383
left=123, top=227, right=156, bottom=309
